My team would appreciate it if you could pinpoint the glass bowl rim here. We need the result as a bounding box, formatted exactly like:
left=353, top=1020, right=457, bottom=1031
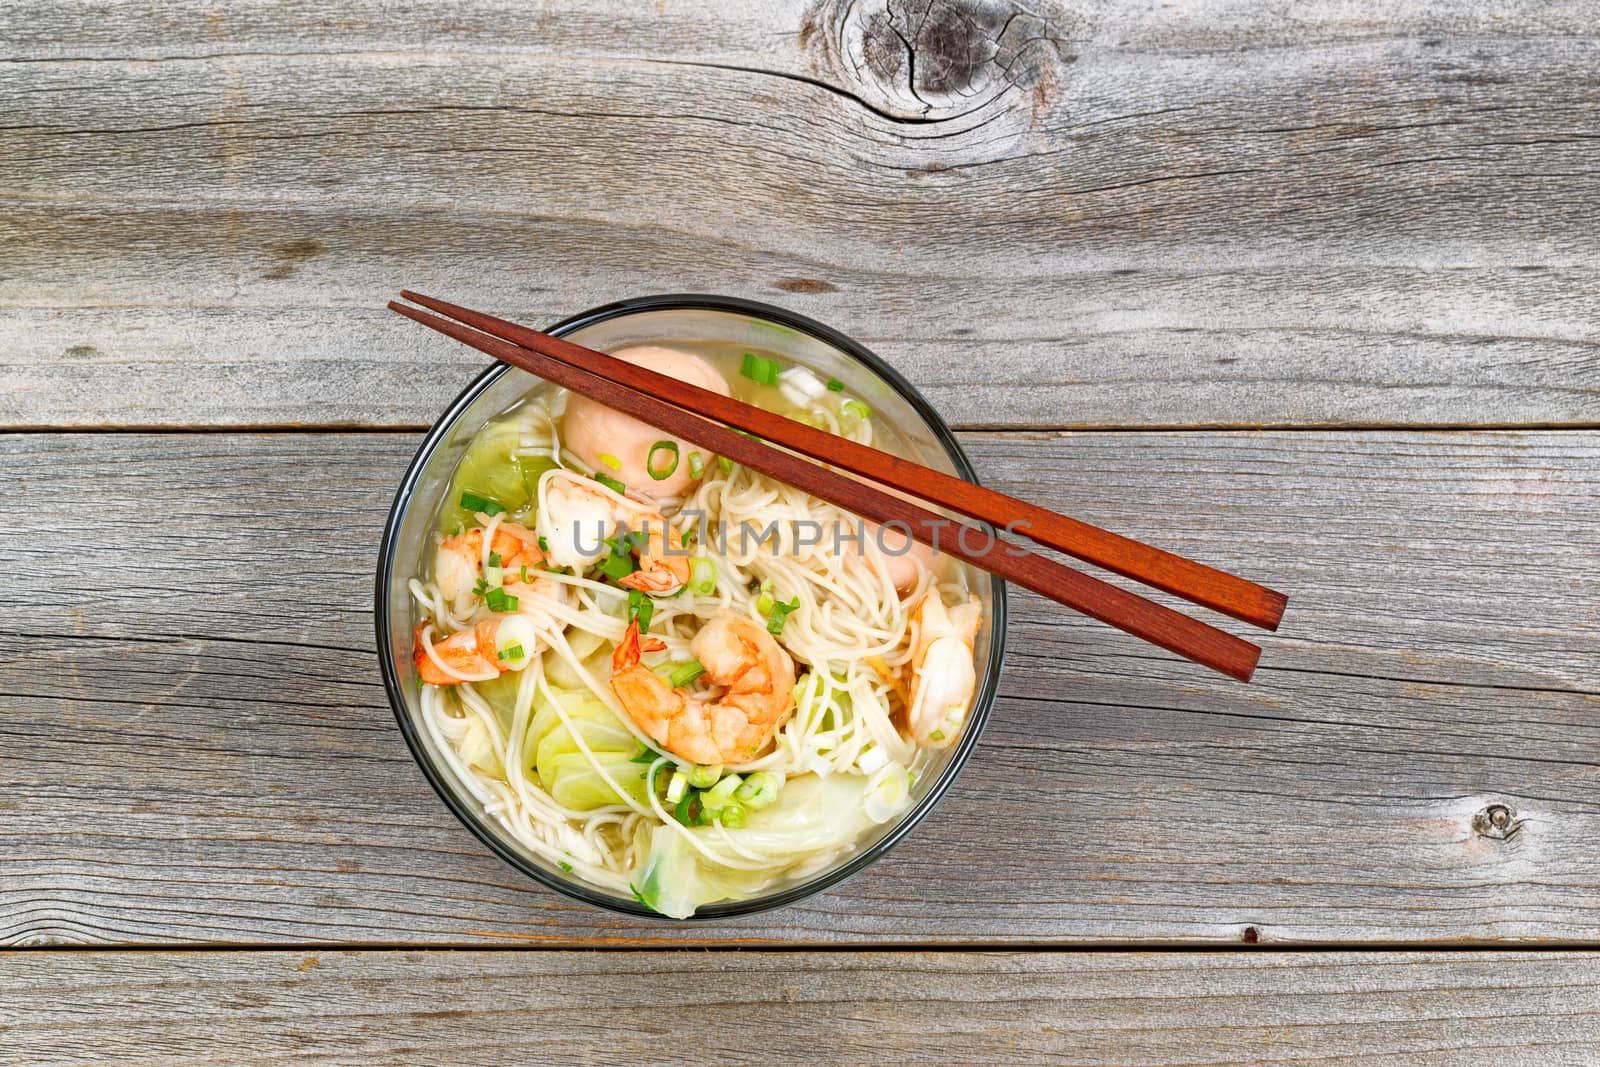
left=374, top=293, right=1009, bottom=921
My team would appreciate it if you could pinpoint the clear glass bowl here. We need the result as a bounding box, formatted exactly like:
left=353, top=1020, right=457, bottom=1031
left=375, top=295, right=1008, bottom=919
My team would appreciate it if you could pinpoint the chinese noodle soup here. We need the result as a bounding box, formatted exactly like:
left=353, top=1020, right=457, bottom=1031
left=408, top=340, right=983, bottom=917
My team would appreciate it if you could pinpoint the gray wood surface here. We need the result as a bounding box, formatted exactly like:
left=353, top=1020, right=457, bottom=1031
left=5, top=430, right=1594, bottom=947
left=6, top=948, right=1600, bottom=1066
left=4, top=0, right=1598, bottom=429
left=6, top=0, right=1600, bottom=1054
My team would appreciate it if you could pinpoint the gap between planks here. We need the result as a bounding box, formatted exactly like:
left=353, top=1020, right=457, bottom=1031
left=11, top=941, right=1600, bottom=955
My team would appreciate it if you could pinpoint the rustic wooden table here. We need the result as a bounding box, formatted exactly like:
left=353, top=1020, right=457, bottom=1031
left=5, top=0, right=1599, bottom=1062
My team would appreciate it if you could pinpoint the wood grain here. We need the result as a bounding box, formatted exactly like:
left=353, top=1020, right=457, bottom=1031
left=3, top=0, right=1597, bottom=429
left=3, top=430, right=1595, bottom=947
left=6, top=949, right=1600, bottom=1066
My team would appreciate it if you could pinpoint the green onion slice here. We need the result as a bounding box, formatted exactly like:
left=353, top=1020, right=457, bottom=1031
left=627, top=588, right=655, bottom=631
left=668, top=658, right=706, bottom=688
left=687, top=451, right=705, bottom=479
left=597, top=452, right=623, bottom=471
left=593, top=471, right=626, bottom=495
left=826, top=377, right=845, bottom=392
left=484, top=587, right=520, bottom=613
left=733, top=771, right=781, bottom=810
left=631, top=740, right=666, bottom=765
left=686, top=763, right=722, bottom=789
left=459, top=491, right=504, bottom=516
left=597, top=549, right=636, bottom=581
left=646, top=440, right=680, bottom=480
left=688, top=557, right=716, bottom=596
left=766, top=596, right=800, bottom=636
left=739, top=352, right=781, bottom=386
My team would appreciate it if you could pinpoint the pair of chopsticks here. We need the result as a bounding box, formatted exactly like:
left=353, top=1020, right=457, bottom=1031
left=390, top=292, right=1288, bottom=682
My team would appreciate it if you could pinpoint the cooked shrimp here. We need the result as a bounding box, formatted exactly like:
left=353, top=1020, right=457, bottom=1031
left=537, top=469, right=690, bottom=594
left=434, top=521, right=546, bottom=619
left=609, top=614, right=797, bottom=765
left=417, top=521, right=569, bottom=686
left=905, top=590, right=981, bottom=748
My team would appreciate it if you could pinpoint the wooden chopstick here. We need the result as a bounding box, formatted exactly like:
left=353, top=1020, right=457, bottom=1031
left=399, top=289, right=1287, bottom=633
left=390, top=297, right=1265, bottom=682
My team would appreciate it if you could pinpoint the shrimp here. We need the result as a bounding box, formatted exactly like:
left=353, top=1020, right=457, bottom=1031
left=415, top=520, right=569, bottom=686
left=434, top=521, right=547, bottom=619
left=536, top=469, right=690, bottom=594
left=905, top=590, right=981, bottom=748
left=413, top=620, right=498, bottom=685
left=609, top=614, right=797, bottom=765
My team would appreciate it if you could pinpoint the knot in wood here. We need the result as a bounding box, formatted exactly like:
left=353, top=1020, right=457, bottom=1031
left=815, top=0, right=1075, bottom=123
left=1472, top=803, right=1520, bottom=841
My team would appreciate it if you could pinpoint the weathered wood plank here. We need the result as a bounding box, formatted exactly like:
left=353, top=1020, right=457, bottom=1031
left=2, top=430, right=1595, bottom=946
left=3, top=0, right=1597, bottom=429
left=6, top=949, right=1600, bottom=1066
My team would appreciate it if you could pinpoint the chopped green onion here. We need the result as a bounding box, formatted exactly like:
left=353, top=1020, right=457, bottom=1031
left=597, top=548, right=636, bottom=581
left=716, top=803, right=747, bottom=829
left=717, top=456, right=733, bottom=474
left=537, top=535, right=550, bottom=553
left=593, top=471, right=626, bottom=495
left=907, top=772, right=917, bottom=788
left=688, top=557, right=716, bottom=596
left=497, top=643, right=524, bottom=661
left=686, top=763, right=722, bottom=789
left=668, top=658, right=706, bottom=688
left=472, top=578, right=489, bottom=596
left=733, top=771, right=780, bottom=810
left=704, top=774, right=742, bottom=809
left=687, top=451, right=705, bottom=479
left=627, top=588, right=655, bottom=631
left=519, top=565, right=530, bottom=583
left=631, top=740, right=666, bottom=765
left=459, top=491, right=504, bottom=516
left=739, top=352, right=781, bottom=386
left=597, top=452, right=623, bottom=471
left=826, top=377, right=845, bottom=392
left=766, top=595, right=800, bottom=636
left=484, top=564, right=504, bottom=588
left=929, top=729, right=945, bottom=742
left=842, top=399, right=871, bottom=421
left=647, top=440, right=680, bottom=480
left=557, top=859, right=573, bottom=873
left=484, top=587, right=520, bottom=613
left=665, top=770, right=689, bottom=804
left=486, top=551, right=502, bottom=568
left=672, top=790, right=699, bottom=826
left=756, top=591, right=775, bottom=616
